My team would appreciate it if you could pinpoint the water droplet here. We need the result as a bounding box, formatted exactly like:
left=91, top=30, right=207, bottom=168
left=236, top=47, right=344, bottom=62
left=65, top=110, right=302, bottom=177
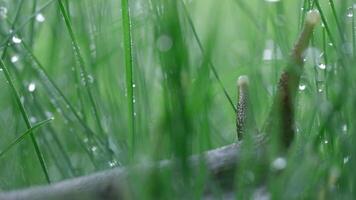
left=87, top=75, right=94, bottom=83
left=299, top=84, right=306, bottom=91
left=83, top=138, right=89, bottom=143
left=318, top=63, right=326, bottom=70
left=132, top=84, right=136, bottom=88
left=157, top=35, right=173, bottom=52
left=0, top=6, right=7, bottom=19
left=263, top=40, right=282, bottom=61
left=0, top=68, right=3, bottom=72
left=36, top=13, right=45, bottom=22
left=271, top=157, right=287, bottom=170
left=342, top=124, right=348, bottom=132
left=30, top=117, right=37, bottom=123
left=45, top=111, right=53, bottom=118
left=324, top=140, right=329, bottom=144
left=11, top=55, right=19, bottom=63
left=108, top=160, right=119, bottom=168
left=347, top=9, right=353, bottom=18
left=28, top=82, right=36, bottom=92
left=12, top=36, right=22, bottom=44
left=91, top=146, right=98, bottom=152
left=265, top=0, right=280, bottom=2
left=318, top=88, right=323, bottom=93
left=328, top=42, right=333, bottom=47
left=343, top=156, right=350, bottom=164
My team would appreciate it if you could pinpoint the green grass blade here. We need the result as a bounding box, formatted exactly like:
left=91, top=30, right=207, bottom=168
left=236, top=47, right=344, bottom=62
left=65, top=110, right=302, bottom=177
left=0, top=59, right=51, bottom=183
left=121, top=0, right=136, bottom=157
left=0, top=118, right=53, bottom=158
left=181, top=1, right=237, bottom=113
left=57, top=0, right=105, bottom=138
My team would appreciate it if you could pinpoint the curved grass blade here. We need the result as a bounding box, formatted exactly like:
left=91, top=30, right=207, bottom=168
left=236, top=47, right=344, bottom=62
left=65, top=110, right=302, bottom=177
left=0, top=118, right=53, bottom=158
left=121, top=0, right=136, bottom=156
left=181, top=1, right=237, bottom=113
left=0, top=59, right=51, bottom=183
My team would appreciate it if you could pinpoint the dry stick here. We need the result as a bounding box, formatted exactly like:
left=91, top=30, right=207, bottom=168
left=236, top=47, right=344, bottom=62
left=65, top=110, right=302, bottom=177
left=262, top=10, right=320, bottom=149
left=0, top=144, right=245, bottom=200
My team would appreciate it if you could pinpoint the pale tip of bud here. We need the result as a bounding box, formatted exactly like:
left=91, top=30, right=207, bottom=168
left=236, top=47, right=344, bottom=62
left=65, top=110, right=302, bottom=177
left=305, top=10, right=321, bottom=26
left=237, top=75, right=249, bottom=87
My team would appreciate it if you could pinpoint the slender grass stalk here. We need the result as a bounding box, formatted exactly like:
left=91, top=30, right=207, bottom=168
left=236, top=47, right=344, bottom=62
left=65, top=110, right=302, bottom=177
left=0, top=59, right=51, bottom=183
left=353, top=7, right=355, bottom=59
left=181, top=1, right=237, bottom=113
left=314, top=0, right=337, bottom=49
left=28, top=0, right=37, bottom=47
left=21, top=41, right=102, bottom=168
left=57, top=0, right=106, bottom=137
left=327, top=0, right=344, bottom=41
left=0, top=0, right=56, bottom=49
left=121, top=0, right=135, bottom=157
left=0, top=118, right=53, bottom=158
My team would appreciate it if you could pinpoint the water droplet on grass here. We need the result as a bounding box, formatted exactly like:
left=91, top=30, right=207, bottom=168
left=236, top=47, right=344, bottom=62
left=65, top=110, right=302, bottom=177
left=271, top=157, right=287, bottom=170
left=30, top=117, right=37, bottom=123
left=299, top=84, right=306, bottom=91
left=157, top=35, right=173, bottom=52
left=11, top=55, right=19, bottom=63
left=12, top=36, right=22, bottom=44
left=91, top=146, right=98, bottom=152
left=0, top=7, right=7, bottom=19
left=318, top=63, right=326, bottom=70
left=36, top=13, right=45, bottom=22
left=28, top=82, right=36, bottom=92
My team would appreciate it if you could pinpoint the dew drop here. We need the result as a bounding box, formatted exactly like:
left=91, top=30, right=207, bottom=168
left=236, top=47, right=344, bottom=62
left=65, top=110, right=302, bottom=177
left=91, top=146, right=98, bottom=152
left=318, top=63, right=326, bottom=70
left=12, top=36, right=22, bottom=44
left=157, top=35, right=173, bottom=52
left=11, top=55, right=19, bottom=63
left=346, top=9, right=353, bottom=18
left=271, top=157, right=287, bottom=170
left=343, top=156, right=350, bottom=164
left=36, top=13, right=45, bottom=22
left=28, top=82, right=36, bottom=92
left=265, top=0, right=280, bottom=2
left=30, top=117, right=37, bottom=123
left=108, top=160, right=119, bottom=168
left=299, top=84, right=306, bottom=91
left=342, top=124, right=348, bottom=132
left=0, top=6, right=7, bottom=19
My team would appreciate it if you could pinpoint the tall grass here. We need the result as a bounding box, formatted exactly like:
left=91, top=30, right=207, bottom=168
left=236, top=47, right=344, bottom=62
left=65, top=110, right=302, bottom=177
left=0, top=0, right=355, bottom=198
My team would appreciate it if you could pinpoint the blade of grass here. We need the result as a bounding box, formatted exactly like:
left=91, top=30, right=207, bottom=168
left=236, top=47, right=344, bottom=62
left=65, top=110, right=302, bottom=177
left=181, top=1, right=237, bottom=113
left=57, top=0, right=106, bottom=139
left=0, top=59, right=50, bottom=183
left=0, top=0, right=56, bottom=49
left=0, top=118, right=53, bottom=158
left=121, top=0, right=136, bottom=158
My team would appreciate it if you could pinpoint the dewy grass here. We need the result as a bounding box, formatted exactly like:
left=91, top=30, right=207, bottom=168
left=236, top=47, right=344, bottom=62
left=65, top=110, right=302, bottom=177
left=181, top=1, right=237, bottom=113
left=0, top=0, right=356, bottom=198
left=57, top=1, right=106, bottom=138
left=0, top=118, right=53, bottom=158
left=0, top=59, right=51, bottom=183
left=121, top=0, right=136, bottom=158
